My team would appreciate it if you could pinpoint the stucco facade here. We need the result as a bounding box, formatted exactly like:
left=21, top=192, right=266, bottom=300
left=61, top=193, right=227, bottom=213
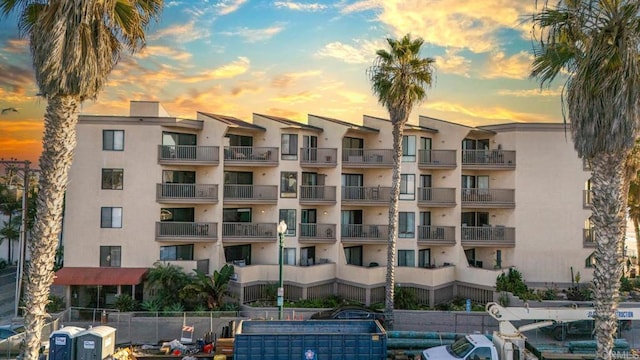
left=57, top=101, right=592, bottom=307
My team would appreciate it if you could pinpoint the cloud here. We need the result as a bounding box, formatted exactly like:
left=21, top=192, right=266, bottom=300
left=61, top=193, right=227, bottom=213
left=497, top=86, right=563, bottom=97
left=2, top=38, right=28, bottom=54
left=220, top=25, right=285, bottom=43
left=340, top=0, right=380, bottom=14
left=482, top=51, right=533, bottom=80
left=135, top=45, right=193, bottom=62
left=184, top=57, right=250, bottom=82
left=336, top=90, right=368, bottom=104
left=376, top=0, right=534, bottom=53
left=424, top=100, right=556, bottom=124
left=0, top=62, right=35, bottom=94
left=270, top=91, right=321, bottom=103
left=271, top=70, right=322, bottom=88
left=316, top=39, right=384, bottom=64
left=274, top=2, right=328, bottom=11
left=230, top=81, right=263, bottom=96
left=434, top=49, right=471, bottom=77
left=148, top=21, right=209, bottom=42
left=216, top=0, right=248, bottom=15
left=265, top=107, right=303, bottom=119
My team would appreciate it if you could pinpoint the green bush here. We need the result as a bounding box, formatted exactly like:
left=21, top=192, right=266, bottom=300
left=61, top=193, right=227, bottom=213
left=496, top=268, right=539, bottom=300
left=140, top=298, right=162, bottom=312
left=114, top=294, right=137, bottom=312
left=394, top=287, right=419, bottom=310
left=46, top=294, right=65, bottom=313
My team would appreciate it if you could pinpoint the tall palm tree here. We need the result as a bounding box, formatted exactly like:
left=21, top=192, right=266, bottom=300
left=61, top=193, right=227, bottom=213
left=181, top=264, right=235, bottom=310
left=367, top=34, right=435, bottom=328
left=0, top=1, right=163, bottom=359
left=531, top=1, right=640, bottom=358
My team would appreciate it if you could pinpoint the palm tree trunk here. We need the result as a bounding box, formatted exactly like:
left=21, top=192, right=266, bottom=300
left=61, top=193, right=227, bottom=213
left=634, top=217, right=640, bottom=267
left=385, top=118, right=404, bottom=330
left=22, top=95, right=80, bottom=360
left=590, top=152, right=627, bottom=360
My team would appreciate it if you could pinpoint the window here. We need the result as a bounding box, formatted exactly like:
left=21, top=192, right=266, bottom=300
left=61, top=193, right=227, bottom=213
left=301, top=246, right=316, bottom=266
left=585, top=252, right=596, bottom=268
left=402, top=135, right=416, bottom=162
left=100, top=246, right=121, bottom=267
left=101, top=207, right=122, bottom=228
left=344, top=246, right=363, bottom=266
left=398, top=250, right=415, bottom=267
left=279, top=209, right=296, bottom=236
left=224, top=244, right=251, bottom=265
left=228, top=134, right=253, bottom=146
left=223, top=208, right=252, bottom=222
left=281, top=134, right=298, bottom=160
left=418, top=249, right=431, bottom=268
left=160, top=244, right=194, bottom=261
left=281, top=172, right=297, bottom=198
left=284, top=248, right=296, bottom=265
left=103, top=130, right=124, bottom=151
left=101, top=169, right=123, bottom=190
left=399, top=212, right=415, bottom=238
left=160, top=208, right=194, bottom=222
left=400, top=174, right=415, bottom=200
left=342, top=137, right=364, bottom=161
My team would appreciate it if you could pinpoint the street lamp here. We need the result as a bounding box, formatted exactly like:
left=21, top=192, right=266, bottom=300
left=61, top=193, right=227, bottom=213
left=277, top=220, right=287, bottom=320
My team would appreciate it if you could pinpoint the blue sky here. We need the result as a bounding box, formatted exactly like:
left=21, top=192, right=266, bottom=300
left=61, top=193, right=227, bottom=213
left=0, top=0, right=566, bottom=163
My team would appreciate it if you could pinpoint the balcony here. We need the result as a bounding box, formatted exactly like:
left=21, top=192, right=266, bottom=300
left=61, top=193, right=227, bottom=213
left=342, top=148, right=393, bottom=168
left=396, top=265, right=456, bottom=287
left=417, top=187, right=456, bottom=207
left=155, top=222, right=217, bottom=242
left=461, top=188, right=515, bottom=208
left=417, top=226, right=456, bottom=246
left=158, top=145, right=219, bottom=165
left=299, top=186, right=337, bottom=205
left=300, top=148, right=338, bottom=167
left=583, top=190, right=592, bottom=209
left=160, top=259, right=210, bottom=274
left=584, top=228, right=595, bottom=247
left=222, top=222, right=278, bottom=242
left=462, top=149, right=516, bottom=169
left=418, top=149, right=457, bottom=169
left=338, top=264, right=386, bottom=286
left=156, top=183, right=218, bottom=204
left=460, top=226, right=515, bottom=247
left=341, top=224, right=389, bottom=244
left=224, top=146, right=279, bottom=166
left=299, top=223, right=337, bottom=243
left=223, top=184, right=278, bottom=204
left=231, top=262, right=336, bottom=284
left=342, top=186, right=391, bottom=205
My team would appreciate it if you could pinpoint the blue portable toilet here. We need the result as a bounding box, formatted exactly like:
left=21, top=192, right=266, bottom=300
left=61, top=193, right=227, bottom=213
left=75, top=326, right=117, bottom=360
left=49, top=326, right=85, bottom=360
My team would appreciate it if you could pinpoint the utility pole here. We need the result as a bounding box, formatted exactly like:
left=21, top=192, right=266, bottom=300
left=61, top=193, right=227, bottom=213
left=0, top=159, right=35, bottom=318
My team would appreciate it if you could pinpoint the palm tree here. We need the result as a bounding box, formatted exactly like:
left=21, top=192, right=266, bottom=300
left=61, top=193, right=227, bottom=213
left=0, top=187, right=21, bottom=263
left=0, top=2, right=163, bottom=359
left=146, top=262, right=190, bottom=309
left=531, top=1, right=640, bottom=358
left=367, top=34, right=435, bottom=329
left=181, top=264, right=235, bottom=310
left=626, top=141, right=640, bottom=268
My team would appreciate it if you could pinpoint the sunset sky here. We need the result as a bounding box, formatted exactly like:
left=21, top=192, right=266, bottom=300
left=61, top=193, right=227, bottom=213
left=0, top=1, right=566, bottom=165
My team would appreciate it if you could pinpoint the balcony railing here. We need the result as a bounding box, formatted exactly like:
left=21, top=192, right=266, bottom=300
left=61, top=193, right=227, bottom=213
left=299, top=185, right=337, bottom=204
left=223, top=184, right=278, bottom=204
left=300, top=148, right=338, bottom=167
left=342, top=148, right=393, bottom=167
left=158, top=145, right=219, bottom=165
left=417, top=187, right=456, bottom=207
left=460, top=226, right=515, bottom=247
left=418, top=150, right=457, bottom=168
left=342, top=186, right=391, bottom=205
left=417, top=226, right=456, bottom=245
left=462, top=149, right=516, bottom=169
left=155, top=222, right=217, bottom=242
left=584, top=228, right=595, bottom=247
left=583, top=190, right=592, bottom=208
left=299, top=223, right=337, bottom=243
left=461, top=188, right=515, bottom=208
left=341, top=224, right=389, bottom=243
left=222, top=222, right=278, bottom=242
left=224, top=146, right=279, bottom=166
left=156, top=183, right=218, bottom=203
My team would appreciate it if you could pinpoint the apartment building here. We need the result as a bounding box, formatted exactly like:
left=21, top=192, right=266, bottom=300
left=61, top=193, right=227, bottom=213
left=53, top=101, right=592, bottom=308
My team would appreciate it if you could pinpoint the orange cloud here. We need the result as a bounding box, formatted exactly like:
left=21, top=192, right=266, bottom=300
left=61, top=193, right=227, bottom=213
left=423, top=100, right=556, bottom=124
left=482, top=51, right=533, bottom=80
left=271, top=70, right=322, bottom=88
left=270, top=91, right=321, bottom=104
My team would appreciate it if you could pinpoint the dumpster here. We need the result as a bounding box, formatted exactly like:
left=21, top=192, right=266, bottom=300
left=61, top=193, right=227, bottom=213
left=49, top=326, right=85, bottom=360
left=75, top=326, right=116, bottom=360
left=233, top=320, right=387, bottom=360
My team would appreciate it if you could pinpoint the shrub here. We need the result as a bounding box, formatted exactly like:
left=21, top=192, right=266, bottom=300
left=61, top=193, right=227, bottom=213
left=114, top=294, right=137, bottom=312
left=46, top=294, right=65, bottom=313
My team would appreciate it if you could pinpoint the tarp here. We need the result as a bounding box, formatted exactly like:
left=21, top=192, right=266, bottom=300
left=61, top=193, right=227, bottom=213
left=53, top=267, right=148, bottom=285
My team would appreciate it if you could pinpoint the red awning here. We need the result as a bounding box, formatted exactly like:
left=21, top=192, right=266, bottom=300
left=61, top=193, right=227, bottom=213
left=53, top=267, right=148, bottom=286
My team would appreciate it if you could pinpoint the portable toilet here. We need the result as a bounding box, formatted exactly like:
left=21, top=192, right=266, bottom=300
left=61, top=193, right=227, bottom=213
left=75, top=326, right=117, bottom=360
left=48, top=326, right=85, bottom=360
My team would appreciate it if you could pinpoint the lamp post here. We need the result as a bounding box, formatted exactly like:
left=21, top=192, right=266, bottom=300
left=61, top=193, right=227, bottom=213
left=277, top=220, right=287, bottom=320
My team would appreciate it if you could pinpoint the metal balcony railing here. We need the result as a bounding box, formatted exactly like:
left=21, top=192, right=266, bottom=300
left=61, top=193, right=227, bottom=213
left=222, top=222, right=278, bottom=239
left=460, top=226, right=515, bottom=246
left=223, top=185, right=278, bottom=202
left=417, top=226, right=456, bottom=245
left=342, top=148, right=393, bottom=167
left=462, top=149, right=516, bottom=168
left=299, top=223, right=337, bottom=242
left=342, top=186, right=391, bottom=204
left=461, top=188, right=515, bottom=208
left=418, top=149, right=457, bottom=168
left=155, top=222, right=217, bottom=241
left=158, top=145, right=219, bottom=164
left=341, top=224, right=389, bottom=241
left=156, top=183, right=218, bottom=203
left=417, top=187, right=456, bottom=207
left=299, top=185, right=337, bottom=203
left=224, top=146, right=279, bottom=165
left=300, top=148, right=338, bottom=167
